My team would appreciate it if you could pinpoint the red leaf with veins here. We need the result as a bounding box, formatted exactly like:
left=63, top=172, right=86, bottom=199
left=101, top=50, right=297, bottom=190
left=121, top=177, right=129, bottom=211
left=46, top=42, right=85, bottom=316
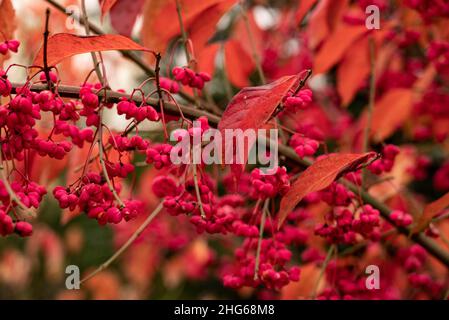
left=218, top=75, right=300, bottom=132
left=110, top=0, right=145, bottom=37
left=217, top=75, right=300, bottom=177
left=33, top=33, right=152, bottom=67
left=278, top=152, right=376, bottom=227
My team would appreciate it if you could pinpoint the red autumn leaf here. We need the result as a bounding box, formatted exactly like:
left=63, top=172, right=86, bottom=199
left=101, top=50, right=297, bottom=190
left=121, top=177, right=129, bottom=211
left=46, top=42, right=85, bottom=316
left=218, top=75, right=300, bottom=132
left=295, top=0, right=318, bottom=25
left=218, top=75, right=299, bottom=177
left=337, top=36, right=370, bottom=106
left=224, top=40, right=255, bottom=88
left=413, top=191, right=449, bottom=234
left=370, top=89, right=414, bottom=142
left=370, top=65, right=435, bottom=141
left=142, top=0, right=234, bottom=58
left=313, top=22, right=367, bottom=74
left=33, top=33, right=151, bottom=67
left=0, top=0, right=16, bottom=67
left=307, top=0, right=350, bottom=50
left=110, top=0, right=145, bottom=37
left=99, top=0, right=118, bottom=18
left=278, top=153, right=376, bottom=227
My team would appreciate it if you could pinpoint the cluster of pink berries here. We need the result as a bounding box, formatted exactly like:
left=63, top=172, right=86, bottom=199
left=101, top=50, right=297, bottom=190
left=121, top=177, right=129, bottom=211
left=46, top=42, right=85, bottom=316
left=0, top=180, right=46, bottom=238
left=1, top=87, right=41, bottom=161
left=0, top=39, right=19, bottom=55
left=0, top=180, right=47, bottom=210
left=405, top=0, right=449, bottom=22
left=172, top=67, right=211, bottom=90
left=427, top=41, right=449, bottom=74
left=390, top=210, right=413, bottom=227
left=0, top=212, right=33, bottom=237
left=116, top=98, right=159, bottom=122
left=79, top=83, right=101, bottom=126
left=33, top=138, right=72, bottom=160
left=289, top=123, right=323, bottom=158
left=110, top=134, right=149, bottom=152
left=408, top=155, right=431, bottom=181
left=0, top=70, right=12, bottom=97
left=368, top=144, right=400, bottom=175
left=146, top=144, right=173, bottom=169
left=53, top=172, right=142, bottom=225
left=223, top=238, right=300, bottom=290
left=317, top=261, right=393, bottom=299
left=249, top=167, right=290, bottom=200
left=106, top=162, right=135, bottom=178
left=159, top=77, right=180, bottom=93
left=283, top=88, right=313, bottom=112
left=434, top=161, right=449, bottom=192
left=54, top=120, right=94, bottom=148
left=315, top=205, right=381, bottom=245
left=321, top=182, right=355, bottom=207
left=398, top=245, right=444, bottom=298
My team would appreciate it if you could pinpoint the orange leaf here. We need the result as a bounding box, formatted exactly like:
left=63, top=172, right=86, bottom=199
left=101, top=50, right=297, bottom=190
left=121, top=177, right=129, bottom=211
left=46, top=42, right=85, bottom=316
left=313, top=22, right=367, bottom=74
left=307, top=0, right=350, bottom=50
left=337, top=36, right=370, bottom=106
left=141, top=0, right=232, bottom=57
left=413, top=191, right=449, bottom=234
left=0, top=0, right=16, bottom=67
left=224, top=40, right=255, bottom=87
left=370, top=89, right=414, bottom=142
left=370, top=65, right=435, bottom=142
left=99, top=0, right=118, bottom=18
left=33, top=33, right=151, bottom=67
left=295, top=0, right=318, bottom=25
left=278, top=153, right=376, bottom=227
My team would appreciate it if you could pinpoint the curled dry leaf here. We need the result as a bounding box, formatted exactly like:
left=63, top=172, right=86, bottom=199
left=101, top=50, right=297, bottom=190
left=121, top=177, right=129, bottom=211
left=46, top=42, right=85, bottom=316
left=33, top=33, right=152, bottom=67
left=278, top=152, right=376, bottom=227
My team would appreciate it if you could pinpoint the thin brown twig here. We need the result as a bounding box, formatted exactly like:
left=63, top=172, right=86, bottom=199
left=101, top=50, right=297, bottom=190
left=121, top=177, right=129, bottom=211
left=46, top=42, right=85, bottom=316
left=254, top=198, right=269, bottom=280
left=192, top=164, right=206, bottom=219
left=362, top=36, right=376, bottom=187
left=81, top=202, right=164, bottom=284
left=239, top=1, right=265, bottom=84
left=43, top=8, right=53, bottom=91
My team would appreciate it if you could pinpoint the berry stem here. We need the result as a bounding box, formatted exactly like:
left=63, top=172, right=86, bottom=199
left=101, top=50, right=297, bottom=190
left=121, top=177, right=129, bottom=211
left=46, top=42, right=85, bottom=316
left=175, top=0, right=191, bottom=63
left=192, top=164, right=206, bottom=219
left=254, top=198, right=269, bottom=280
left=239, top=0, right=265, bottom=85
left=311, top=245, right=335, bottom=299
left=98, top=109, right=125, bottom=209
left=362, top=36, right=376, bottom=187
left=80, top=0, right=104, bottom=85
left=80, top=202, right=164, bottom=284
left=43, top=8, right=52, bottom=91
